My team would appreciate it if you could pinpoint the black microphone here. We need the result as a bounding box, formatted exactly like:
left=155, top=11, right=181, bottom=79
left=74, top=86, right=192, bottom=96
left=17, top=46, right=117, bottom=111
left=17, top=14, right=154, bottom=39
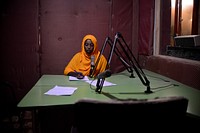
left=89, top=55, right=95, bottom=77
left=97, top=69, right=112, bottom=79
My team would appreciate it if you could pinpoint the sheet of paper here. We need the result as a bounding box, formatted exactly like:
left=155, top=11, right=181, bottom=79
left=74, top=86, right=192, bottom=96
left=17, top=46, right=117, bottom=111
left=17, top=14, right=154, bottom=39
left=69, top=76, right=89, bottom=81
left=44, top=85, right=77, bottom=96
left=85, top=79, right=117, bottom=87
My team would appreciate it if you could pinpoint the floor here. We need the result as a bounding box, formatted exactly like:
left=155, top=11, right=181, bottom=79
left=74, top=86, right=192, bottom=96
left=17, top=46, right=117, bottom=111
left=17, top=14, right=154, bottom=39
left=0, top=111, right=33, bottom=133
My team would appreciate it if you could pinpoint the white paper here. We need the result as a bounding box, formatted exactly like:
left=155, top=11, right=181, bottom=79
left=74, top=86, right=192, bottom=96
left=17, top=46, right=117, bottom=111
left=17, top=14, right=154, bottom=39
left=44, top=85, right=77, bottom=96
left=69, top=76, right=89, bottom=81
left=85, top=79, right=117, bottom=87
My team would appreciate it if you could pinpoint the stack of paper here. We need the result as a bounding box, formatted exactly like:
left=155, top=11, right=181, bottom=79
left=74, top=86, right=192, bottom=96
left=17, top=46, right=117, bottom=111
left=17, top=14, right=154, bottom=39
left=44, top=85, right=77, bottom=96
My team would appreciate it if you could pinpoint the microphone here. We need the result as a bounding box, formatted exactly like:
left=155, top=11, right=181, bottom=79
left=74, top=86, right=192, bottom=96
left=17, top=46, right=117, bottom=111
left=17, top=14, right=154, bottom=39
left=95, top=69, right=111, bottom=93
left=97, top=69, right=112, bottom=79
left=89, top=55, right=95, bottom=77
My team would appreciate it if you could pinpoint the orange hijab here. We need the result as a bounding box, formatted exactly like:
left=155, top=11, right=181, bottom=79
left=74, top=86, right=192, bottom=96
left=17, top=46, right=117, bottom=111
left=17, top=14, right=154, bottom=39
left=64, top=34, right=108, bottom=77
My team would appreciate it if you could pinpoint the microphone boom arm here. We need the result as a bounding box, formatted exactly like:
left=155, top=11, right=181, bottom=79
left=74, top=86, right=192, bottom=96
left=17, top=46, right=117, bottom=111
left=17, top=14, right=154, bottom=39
left=95, top=33, right=152, bottom=94
left=110, top=32, right=152, bottom=93
left=95, top=36, right=135, bottom=93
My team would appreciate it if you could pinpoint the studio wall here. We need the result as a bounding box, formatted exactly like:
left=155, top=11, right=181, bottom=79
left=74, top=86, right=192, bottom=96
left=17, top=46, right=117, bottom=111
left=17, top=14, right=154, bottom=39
left=0, top=0, right=39, bottom=102
left=0, top=0, right=146, bottom=102
left=39, top=0, right=135, bottom=75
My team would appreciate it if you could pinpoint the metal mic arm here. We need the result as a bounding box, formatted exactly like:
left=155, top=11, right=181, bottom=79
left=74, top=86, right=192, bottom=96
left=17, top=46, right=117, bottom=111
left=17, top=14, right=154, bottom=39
left=94, top=37, right=111, bottom=93
left=93, top=36, right=134, bottom=78
left=110, top=32, right=152, bottom=93
left=90, top=37, right=110, bottom=78
left=95, top=36, right=135, bottom=93
left=106, top=37, right=135, bottom=78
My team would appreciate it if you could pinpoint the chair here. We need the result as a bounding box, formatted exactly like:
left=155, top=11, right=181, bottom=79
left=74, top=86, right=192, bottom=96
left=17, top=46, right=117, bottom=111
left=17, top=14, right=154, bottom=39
left=0, top=81, right=21, bottom=133
left=71, top=96, right=188, bottom=133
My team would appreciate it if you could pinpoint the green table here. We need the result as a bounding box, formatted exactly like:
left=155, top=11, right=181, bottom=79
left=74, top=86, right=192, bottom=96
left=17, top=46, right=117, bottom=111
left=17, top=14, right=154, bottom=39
left=18, top=69, right=200, bottom=117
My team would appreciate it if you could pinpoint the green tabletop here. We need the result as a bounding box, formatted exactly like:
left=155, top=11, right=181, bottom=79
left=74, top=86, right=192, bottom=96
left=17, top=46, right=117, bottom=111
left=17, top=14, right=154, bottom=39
left=17, top=69, right=200, bottom=117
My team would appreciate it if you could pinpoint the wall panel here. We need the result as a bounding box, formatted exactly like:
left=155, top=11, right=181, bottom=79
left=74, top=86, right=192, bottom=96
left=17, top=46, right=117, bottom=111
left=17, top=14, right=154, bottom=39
left=0, top=0, right=39, bottom=101
left=40, top=0, right=112, bottom=75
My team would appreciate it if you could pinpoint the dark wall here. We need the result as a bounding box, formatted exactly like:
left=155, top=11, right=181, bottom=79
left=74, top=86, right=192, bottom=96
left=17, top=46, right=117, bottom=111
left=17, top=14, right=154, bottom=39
left=39, top=0, right=136, bottom=75
left=40, top=0, right=112, bottom=75
left=0, top=0, right=141, bottom=102
left=0, top=0, right=39, bottom=102
left=138, top=0, right=155, bottom=55
left=160, top=0, right=171, bottom=54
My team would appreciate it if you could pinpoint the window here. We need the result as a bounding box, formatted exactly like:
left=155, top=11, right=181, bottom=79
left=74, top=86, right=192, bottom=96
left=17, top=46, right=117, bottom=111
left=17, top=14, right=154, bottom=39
left=155, top=0, right=200, bottom=61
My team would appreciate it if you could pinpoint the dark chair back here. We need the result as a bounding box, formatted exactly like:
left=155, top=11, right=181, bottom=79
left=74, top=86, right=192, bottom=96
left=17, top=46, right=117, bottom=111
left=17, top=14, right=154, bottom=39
left=72, top=96, right=188, bottom=133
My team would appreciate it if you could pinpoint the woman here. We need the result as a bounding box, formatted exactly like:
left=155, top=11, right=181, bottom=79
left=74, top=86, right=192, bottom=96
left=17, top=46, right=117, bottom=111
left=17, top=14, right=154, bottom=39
left=64, top=34, right=108, bottom=79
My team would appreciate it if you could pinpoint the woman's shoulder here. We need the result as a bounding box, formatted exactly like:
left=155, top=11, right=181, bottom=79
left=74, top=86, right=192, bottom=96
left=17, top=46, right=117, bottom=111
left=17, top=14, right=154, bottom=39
left=100, top=54, right=107, bottom=62
left=73, top=52, right=82, bottom=57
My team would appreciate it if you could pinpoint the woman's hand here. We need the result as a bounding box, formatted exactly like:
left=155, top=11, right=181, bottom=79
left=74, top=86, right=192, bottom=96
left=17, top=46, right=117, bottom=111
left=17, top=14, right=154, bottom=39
left=67, top=71, right=84, bottom=79
left=76, top=72, right=84, bottom=79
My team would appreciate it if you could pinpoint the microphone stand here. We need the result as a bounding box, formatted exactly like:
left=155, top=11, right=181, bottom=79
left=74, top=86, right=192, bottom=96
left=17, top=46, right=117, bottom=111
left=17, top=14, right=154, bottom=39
left=111, top=32, right=152, bottom=93
left=106, top=37, right=135, bottom=78
left=95, top=36, right=135, bottom=93
left=95, top=37, right=111, bottom=93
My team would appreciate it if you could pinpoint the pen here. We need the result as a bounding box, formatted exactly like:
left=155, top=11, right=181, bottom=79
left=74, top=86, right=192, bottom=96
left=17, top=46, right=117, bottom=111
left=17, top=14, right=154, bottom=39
left=74, top=70, right=78, bottom=73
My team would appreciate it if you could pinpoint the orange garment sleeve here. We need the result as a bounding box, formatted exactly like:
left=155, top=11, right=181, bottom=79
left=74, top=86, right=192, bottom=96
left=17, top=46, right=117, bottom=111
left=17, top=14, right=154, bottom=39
left=63, top=53, right=84, bottom=75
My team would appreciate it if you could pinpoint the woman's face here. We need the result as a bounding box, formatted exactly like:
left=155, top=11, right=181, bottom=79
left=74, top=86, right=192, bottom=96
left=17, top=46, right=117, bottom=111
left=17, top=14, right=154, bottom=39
left=84, top=39, right=94, bottom=55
